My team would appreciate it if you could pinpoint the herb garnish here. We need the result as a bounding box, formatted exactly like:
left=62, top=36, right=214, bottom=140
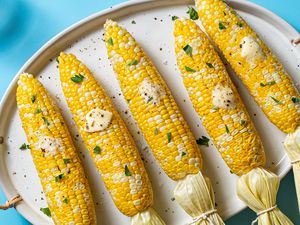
left=183, top=44, right=193, bottom=57
left=271, top=97, right=283, bottom=105
left=240, top=120, right=246, bottom=126
left=71, top=74, right=85, bottom=83
left=181, top=152, right=187, bottom=157
left=107, top=37, right=114, bottom=46
left=131, top=20, right=136, bottom=24
left=219, top=22, right=227, bottom=30
left=31, top=95, right=36, bottom=103
left=127, top=60, right=138, bottom=66
left=63, top=158, right=71, bottom=164
left=225, top=125, right=230, bottom=133
left=185, top=66, right=196, bottom=72
left=42, top=117, right=50, bottom=126
left=63, top=198, right=68, bottom=204
left=187, top=7, right=199, bottom=20
left=20, top=143, right=30, bottom=150
left=237, top=22, right=243, bottom=27
left=154, top=128, right=159, bottom=135
left=172, top=16, right=179, bottom=21
left=196, top=136, right=210, bottom=147
left=292, top=97, right=300, bottom=103
left=260, top=81, right=275, bottom=87
left=55, top=174, right=64, bottom=182
left=125, top=165, right=132, bottom=176
left=40, top=207, right=51, bottom=217
left=93, top=146, right=101, bottom=154
left=167, top=132, right=172, bottom=143
left=34, top=108, right=42, bottom=114
left=206, top=63, right=214, bottom=68
left=147, top=96, right=154, bottom=103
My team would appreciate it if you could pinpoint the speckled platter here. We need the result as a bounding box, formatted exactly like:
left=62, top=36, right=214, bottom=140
left=1, top=0, right=300, bottom=224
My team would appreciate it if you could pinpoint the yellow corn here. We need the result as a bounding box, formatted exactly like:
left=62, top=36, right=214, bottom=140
left=195, top=0, right=300, bottom=134
left=174, top=18, right=265, bottom=175
left=16, top=74, right=96, bottom=225
left=58, top=52, right=153, bottom=217
left=104, top=20, right=202, bottom=181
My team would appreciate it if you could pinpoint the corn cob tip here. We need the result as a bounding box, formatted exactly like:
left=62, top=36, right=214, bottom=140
left=17, top=73, right=34, bottom=86
left=104, top=19, right=117, bottom=30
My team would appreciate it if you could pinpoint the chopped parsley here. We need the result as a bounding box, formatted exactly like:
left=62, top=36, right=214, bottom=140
left=127, top=60, right=138, bottom=66
left=260, top=81, right=275, bottom=87
left=183, top=44, right=193, bottom=57
left=292, top=97, right=300, bottom=103
left=31, top=95, right=36, bottom=103
left=187, top=7, right=199, bottom=20
left=172, top=16, right=179, bottom=21
left=93, top=146, right=101, bottom=154
left=167, top=132, right=172, bottom=143
left=34, top=108, right=42, bottom=114
left=63, top=158, right=71, bottom=164
left=131, top=20, right=136, bottom=24
left=206, top=63, right=214, bottom=68
left=185, top=66, right=196, bottom=72
left=127, top=99, right=131, bottom=103
left=271, top=97, right=283, bottom=105
left=42, top=117, right=50, bottom=126
left=55, top=174, right=64, bottom=182
left=125, top=165, right=132, bottom=176
left=237, top=22, right=243, bottom=27
left=225, top=125, right=230, bottom=134
left=71, top=74, right=85, bottom=83
left=56, top=58, right=59, bottom=63
left=181, top=152, right=187, bottom=157
left=147, top=96, right=154, bottom=103
left=19, top=143, right=30, bottom=150
left=219, top=22, right=227, bottom=30
left=240, top=120, right=246, bottom=126
left=63, top=198, right=68, bottom=204
left=154, top=128, right=159, bottom=135
left=40, top=207, right=51, bottom=217
left=196, top=136, right=210, bottom=147
left=107, top=37, right=114, bottom=46
left=212, top=106, right=219, bottom=111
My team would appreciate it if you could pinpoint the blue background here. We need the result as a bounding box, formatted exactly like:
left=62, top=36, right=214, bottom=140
left=0, top=0, right=299, bottom=224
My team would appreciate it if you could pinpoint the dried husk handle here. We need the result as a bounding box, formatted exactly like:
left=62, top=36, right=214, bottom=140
left=131, top=207, right=166, bottom=225
left=174, top=172, right=225, bottom=225
left=237, top=167, right=294, bottom=225
left=0, top=194, right=22, bottom=210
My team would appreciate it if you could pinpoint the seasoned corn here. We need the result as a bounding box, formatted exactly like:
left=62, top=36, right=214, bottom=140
left=16, top=74, right=96, bottom=225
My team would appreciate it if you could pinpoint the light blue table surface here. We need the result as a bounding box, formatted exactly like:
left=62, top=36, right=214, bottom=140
left=0, top=0, right=299, bottom=224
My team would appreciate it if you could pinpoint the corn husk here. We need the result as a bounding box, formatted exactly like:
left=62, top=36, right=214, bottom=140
left=174, top=172, right=225, bottom=225
left=131, top=207, right=166, bottom=225
left=237, top=167, right=294, bottom=225
left=284, top=126, right=300, bottom=212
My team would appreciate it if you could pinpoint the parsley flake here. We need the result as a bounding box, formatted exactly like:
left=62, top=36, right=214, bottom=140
left=147, top=96, right=154, bottom=103
left=56, top=58, right=59, bottom=63
left=31, top=95, right=36, bottom=103
left=237, top=22, right=243, bottom=27
left=154, top=128, right=159, bottom=135
left=183, top=44, right=193, bottom=57
left=219, top=22, right=227, bottom=30
left=107, top=37, right=114, bottom=46
left=42, top=117, right=50, bottom=126
left=63, top=198, right=68, bottom=204
left=40, top=207, right=51, bottom=217
left=181, top=152, right=187, bottom=157
left=172, top=16, right=179, bottom=21
left=167, top=132, right=172, bottom=143
left=206, top=63, right=214, bottom=68
left=71, top=74, right=85, bottom=83
left=240, top=120, right=246, bottom=126
left=127, top=99, right=131, bottom=103
left=271, top=97, right=283, bottom=105
left=55, top=174, right=64, bottom=182
left=93, top=146, right=101, bottom=154
left=131, top=20, right=136, bottom=24
left=63, top=158, right=71, bottom=164
left=260, top=81, right=275, bottom=87
left=185, top=66, right=196, bottom=72
left=292, top=97, right=300, bottom=103
left=125, top=165, right=132, bottom=176
left=187, top=7, right=199, bottom=20
left=34, top=108, right=42, bottom=114
left=225, top=125, right=230, bottom=133
left=127, top=60, right=138, bottom=66
left=196, top=136, right=210, bottom=147
left=20, top=143, right=30, bottom=150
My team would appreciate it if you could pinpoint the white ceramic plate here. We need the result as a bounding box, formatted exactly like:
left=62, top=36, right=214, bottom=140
left=1, top=0, right=300, bottom=224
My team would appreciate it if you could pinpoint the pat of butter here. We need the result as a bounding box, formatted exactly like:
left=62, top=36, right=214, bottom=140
left=212, top=84, right=236, bottom=110
left=84, top=108, right=112, bottom=132
left=240, top=36, right=264, bottom=60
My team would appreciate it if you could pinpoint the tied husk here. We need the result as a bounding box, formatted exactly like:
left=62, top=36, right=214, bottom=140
left=174, top=172, right=225, bottom=225
left=131, top=207, right=166, bottom=225
left=284, top=126, right=300, bottom=212
left=237, top=167, right=294, bottom=225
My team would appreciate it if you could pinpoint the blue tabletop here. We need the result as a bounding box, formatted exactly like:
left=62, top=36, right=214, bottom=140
left=0, top=0, right=299, bottom=224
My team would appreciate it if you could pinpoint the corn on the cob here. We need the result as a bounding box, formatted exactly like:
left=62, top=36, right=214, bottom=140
left=104, top=19, right=225, bottom=225
left=16, top=74, right=96, bottom=225
left=196, top=0, right=300, bottom=213
left=174, top=17, right=293, bottom=225
left=58, top=52, right=165, bottom=224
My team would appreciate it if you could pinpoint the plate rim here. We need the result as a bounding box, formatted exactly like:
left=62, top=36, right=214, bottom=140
left=0, top=0, right=298, bottom=224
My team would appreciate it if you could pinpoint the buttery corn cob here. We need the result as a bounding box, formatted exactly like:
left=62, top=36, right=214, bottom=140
left=58, top=52, right=165, bottom=224
left=104, top=20, right=225, bottom=225
left=174, top=18, right=265, bottom=176
left=174, top=17, right=294, bottom=225
left=196, top=0, right=300, bottom=212
left=196, top=0, right=300, bottom=134
left=16, top=74, right=96, bottom=225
